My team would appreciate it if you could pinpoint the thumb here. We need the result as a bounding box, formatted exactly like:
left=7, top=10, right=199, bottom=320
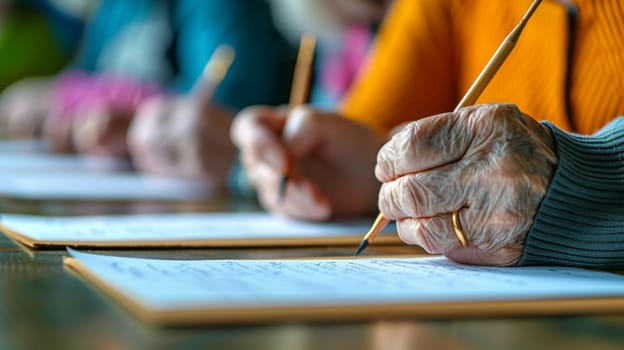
left=231, top=105, right=290, bottom=170
left=283, top=106, right=335, bottom=158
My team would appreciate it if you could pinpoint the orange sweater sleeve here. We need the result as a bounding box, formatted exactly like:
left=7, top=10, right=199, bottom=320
left=340, top=0, right=456, bottom=134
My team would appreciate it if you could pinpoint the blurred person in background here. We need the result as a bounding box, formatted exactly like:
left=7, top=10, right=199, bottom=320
left=126, top=0, right=295, bottom=192
left=0, top=0, right=88, bottom=137
left=128, top=0, right=391, bottom=194
left=0, top=0, right=295, bottom=194
left=270, top=0, right=392, bottom=109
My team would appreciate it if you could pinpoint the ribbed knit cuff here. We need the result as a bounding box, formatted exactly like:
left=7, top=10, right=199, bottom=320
left=519, top=118, right=624, bottom=269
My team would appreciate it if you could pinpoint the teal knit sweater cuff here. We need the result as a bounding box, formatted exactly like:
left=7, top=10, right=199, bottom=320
left=518, top=118, right=624, bottom=269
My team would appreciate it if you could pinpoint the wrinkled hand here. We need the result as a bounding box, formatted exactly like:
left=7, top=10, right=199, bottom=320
left=42, top=72, right=161, bottom=155
left=231, top=105, right=384, bottom=220
left=127, top=94, right=236, bottom=190
left=42, top=104, right=133, bottom=155
left=70, top=106, right=133, bottom=156
left=0, top=77, right=51, bottom=138
left=376, top=104, right=557, bottom=266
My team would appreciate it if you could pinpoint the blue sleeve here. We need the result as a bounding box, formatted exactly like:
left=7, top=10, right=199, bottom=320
left=71, top=0, right=162, bottom=73
left=519, top=117, right=624, bottom=269
left=173, top=0, right=296, bottom=110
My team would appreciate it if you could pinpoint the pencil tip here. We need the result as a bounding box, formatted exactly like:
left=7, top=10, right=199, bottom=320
left=278, top=175, right=288, bottom=203
left=354, top=240, right=369, bottom=256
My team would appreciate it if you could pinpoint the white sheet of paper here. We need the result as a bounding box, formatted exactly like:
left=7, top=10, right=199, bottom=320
left=0, top=139, right=129, bottom=171
left=0, top=172, right=213, bottom=200
left=1, top=212, right=393, bottom=242
left=67, top=249, right=624, bottom=310
left=0, top=153, right=130, bottom=172
left=0, top=139, right=47, bottom=153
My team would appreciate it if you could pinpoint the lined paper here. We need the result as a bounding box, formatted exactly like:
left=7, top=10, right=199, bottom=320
left=66, top=249, right=624, bottom=310
left=1, top=212, right=397, bottom=247
left=0, top=172, right=215, bottom=200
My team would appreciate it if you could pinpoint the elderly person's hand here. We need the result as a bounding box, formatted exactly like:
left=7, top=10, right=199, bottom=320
left=44, top=71, right=162, bottom=155
left=68, top=106, right=134, bottom=156
left=376, top=104, right=557, bottom=266
left=0, top=77, right=51, bottom=138
left=231, top=105, right=385, bottom=220
left=42, top=103, right=135, bottom=155
left=127, top=94, right=237, bottom=191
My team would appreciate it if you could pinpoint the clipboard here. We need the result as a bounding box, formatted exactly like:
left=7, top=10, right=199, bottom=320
left=63, top=250, right=624, bottom=326
left=0, top=212, right=399, bottom=249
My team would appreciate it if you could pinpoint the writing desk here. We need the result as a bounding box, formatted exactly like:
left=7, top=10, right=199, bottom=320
left=1, top=197, right=624, bottom=350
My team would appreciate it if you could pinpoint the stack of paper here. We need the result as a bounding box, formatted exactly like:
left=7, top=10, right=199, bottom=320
left=64, top=249, right=624, bottom=326
left=0, top=139, right=212, bottom=201
left=0, top=172, right=218, bottom=201
left=0, top=212, right=398, bottom=248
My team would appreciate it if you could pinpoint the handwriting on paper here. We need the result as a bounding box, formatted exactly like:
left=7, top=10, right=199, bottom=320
left=2, top=213, right=391, bottom=242
left=68, top=249, right=624, bottom=309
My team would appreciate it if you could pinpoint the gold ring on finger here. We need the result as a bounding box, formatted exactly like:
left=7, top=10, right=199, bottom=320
left=451, top=210, right=468, bottom=247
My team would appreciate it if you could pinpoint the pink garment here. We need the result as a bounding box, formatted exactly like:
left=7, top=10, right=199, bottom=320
left=320, top=25, right=373, bottom=99
left=50, top=70, right=163, bottom=119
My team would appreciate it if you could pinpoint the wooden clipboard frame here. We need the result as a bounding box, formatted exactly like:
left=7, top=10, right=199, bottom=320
left=63, top=256, right=624, bottom=327
left=0, top=224, right=400, bottom=249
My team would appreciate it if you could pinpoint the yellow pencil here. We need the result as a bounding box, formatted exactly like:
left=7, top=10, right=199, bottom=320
left=355, top=0, right=543, bottom=256
left=278, top=34, right=316, bottom=202
left=193, top=44, right=235, bottom=108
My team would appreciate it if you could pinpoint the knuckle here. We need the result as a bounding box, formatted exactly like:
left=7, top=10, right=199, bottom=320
left=400, top=215, right=464, bottom=254
left=396, top=219, right=420, bottom=245
left=418, top=218, right=450, bottom=253
left=397, top=219, right=439, bottom=254
left=399, top=176, right=424, bottom=214
left=375, top=143, right=399, bottom=181
left=379, top=176, right=426, bottom=219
